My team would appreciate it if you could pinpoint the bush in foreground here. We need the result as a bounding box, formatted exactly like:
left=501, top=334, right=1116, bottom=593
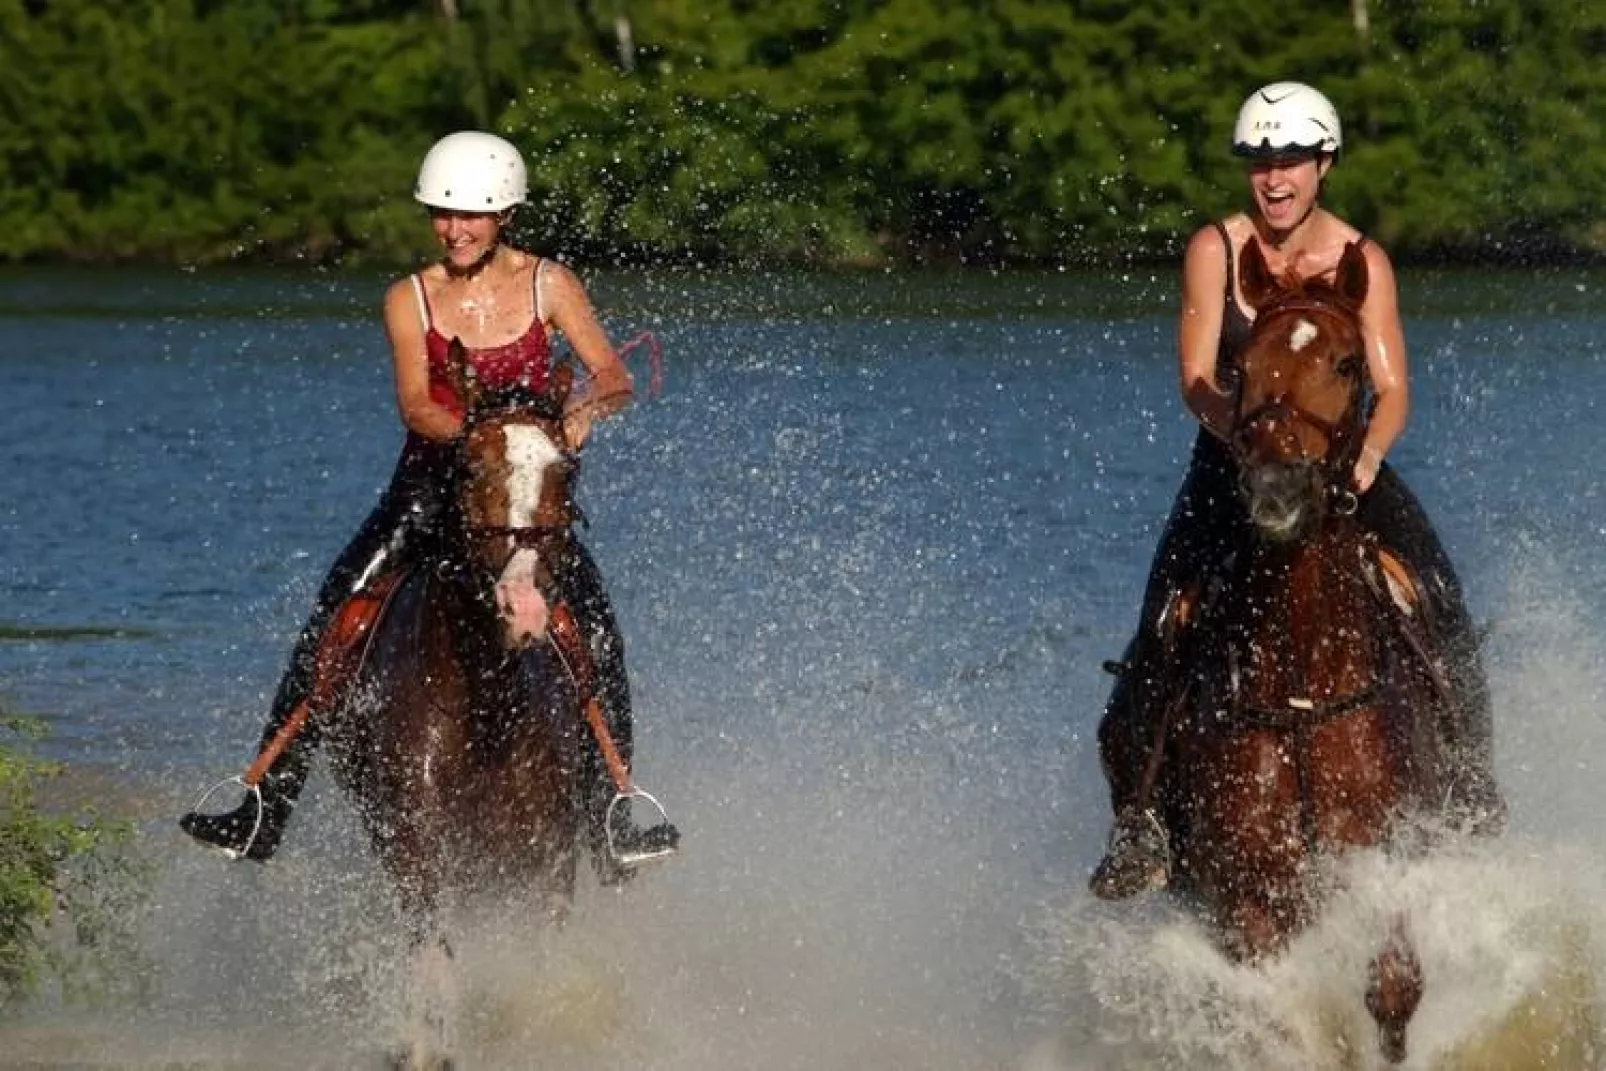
left=0, top=713, right=148, bottom=1011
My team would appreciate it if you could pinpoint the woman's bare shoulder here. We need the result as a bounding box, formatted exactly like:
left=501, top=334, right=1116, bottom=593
left=1183, top=218, right=1238, bottom=285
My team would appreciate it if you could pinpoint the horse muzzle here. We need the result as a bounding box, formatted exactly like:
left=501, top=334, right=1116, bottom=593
left=494, top=548, right=552, bottom=648
left=1239, top=460, right=1325, bottom=542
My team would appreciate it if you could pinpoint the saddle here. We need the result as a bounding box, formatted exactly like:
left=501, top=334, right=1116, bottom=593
left=1119, top=538, right=1446, bottom=719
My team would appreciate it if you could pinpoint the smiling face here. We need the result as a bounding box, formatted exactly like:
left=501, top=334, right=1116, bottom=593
left=1246, top=153, right=1330, bottom=235
left=429, top=207, right=504, bottom=271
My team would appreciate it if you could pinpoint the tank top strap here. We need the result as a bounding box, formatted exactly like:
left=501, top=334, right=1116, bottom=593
left=1213, top=219, right=1234, bottom=301
left=410, top=273, right=433, bottom=336
left=534, top=256, right=548, bottom=327
left=1212, top=219, right=1255, bottom=375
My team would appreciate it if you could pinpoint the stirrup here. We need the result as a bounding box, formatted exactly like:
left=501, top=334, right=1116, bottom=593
left=604, top=789, right=680, bottom=867
left=182, top=775, right=265, bottom=861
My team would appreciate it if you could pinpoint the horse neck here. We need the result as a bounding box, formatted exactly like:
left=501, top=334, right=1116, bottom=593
left=1230, top=516, right=1380, bottom=701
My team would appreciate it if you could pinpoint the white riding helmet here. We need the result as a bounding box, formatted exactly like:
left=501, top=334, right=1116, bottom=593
left=414, top=131, right=528, bottom=212
left=1231, top=82, right=1342, bottom=158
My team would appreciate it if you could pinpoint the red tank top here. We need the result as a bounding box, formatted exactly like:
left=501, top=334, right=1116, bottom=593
left=416, top=268, right=551, bottom=416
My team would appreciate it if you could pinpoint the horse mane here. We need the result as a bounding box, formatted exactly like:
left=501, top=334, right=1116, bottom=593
left=465, top=382, right=564, bottom=424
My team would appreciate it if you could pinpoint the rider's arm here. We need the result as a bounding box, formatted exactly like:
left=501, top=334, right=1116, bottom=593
left=383, top=278, right=463, bottom=443
left=1178, top=225, right=1234, bottom=440
left=1355, top=242, right=1410, bottom=492
left=543, top=260, right=633, bottom=447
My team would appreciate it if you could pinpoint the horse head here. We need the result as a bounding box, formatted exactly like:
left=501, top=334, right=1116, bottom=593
left=444, top=338, right=577, bottom=649
left=1230, top=239, right=1371, bottom=543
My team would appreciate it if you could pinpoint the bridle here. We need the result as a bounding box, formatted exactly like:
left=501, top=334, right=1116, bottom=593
left=451, top=390, right=577, bottom=589
left=1229, top=296, right=1369, bottom=518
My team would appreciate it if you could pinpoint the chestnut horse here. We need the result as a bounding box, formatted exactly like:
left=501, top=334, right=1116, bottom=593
left=319, top=343, right=591, bottom=1066
left=1155, top=240, right=1451, bottom=1062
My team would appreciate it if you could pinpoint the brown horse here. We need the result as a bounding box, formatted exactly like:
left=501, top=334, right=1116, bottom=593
left=1155, top=240, right=1452, bottom=1062
left=319, top=343, right=592, bottom=1066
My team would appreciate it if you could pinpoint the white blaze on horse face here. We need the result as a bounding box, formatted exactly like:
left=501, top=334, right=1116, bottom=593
left=503, top=425, right=564, bottom=527
left=1288, top=318, right=1319, bottom=352
left=493, top=424, right=564, bottom=646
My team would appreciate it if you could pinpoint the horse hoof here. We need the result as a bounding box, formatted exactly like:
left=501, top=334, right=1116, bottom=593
left=387, top=1051, right=454, bottom=1071
left=1378, top=1022, right=1408, bottom=1064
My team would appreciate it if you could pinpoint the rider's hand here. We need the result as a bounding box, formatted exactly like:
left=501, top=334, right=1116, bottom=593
left=1352, top=445, right=1383, bottom=494
left=562, top=407, right=594, bottom=448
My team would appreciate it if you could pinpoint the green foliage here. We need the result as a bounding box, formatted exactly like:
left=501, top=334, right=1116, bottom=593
left=2, top=0, right=1605, bottom=265
left=0, top=0, right=451, bottom=263
left=0, top=714, right=148, bottom=1010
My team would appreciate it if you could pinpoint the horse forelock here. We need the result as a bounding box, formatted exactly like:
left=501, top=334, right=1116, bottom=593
left=1255, top=277, right=1363, bottom=344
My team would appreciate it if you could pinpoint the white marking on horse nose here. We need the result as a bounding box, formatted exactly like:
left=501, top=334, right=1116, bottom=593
left=1289, top=318, right=1319, bottom=351
left=503, top=425, right=563, bottom=527
left=497, top=547, right=549, bottom=644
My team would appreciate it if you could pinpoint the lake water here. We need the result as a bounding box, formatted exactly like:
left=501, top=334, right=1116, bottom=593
left=2, top=265, right=1606, bottom=1068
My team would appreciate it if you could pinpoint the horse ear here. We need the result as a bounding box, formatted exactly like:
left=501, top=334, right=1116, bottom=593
left=445, top=337, right=481, bottom=413
left=1239, top=237, right=1280, bottom=312
left=1334, top=241, right=1370, bottom=307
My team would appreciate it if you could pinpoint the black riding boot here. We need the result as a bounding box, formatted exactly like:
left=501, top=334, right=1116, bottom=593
left=180, top=732, right=311, bottom=862
left=1091, top=806, right=1171, bottom=901
left=585, top=787, right=682, bottom=885
left=1090, top=646, right=1172, bottom=900
left=1361, top=470, right=1506, bottom=837
left=179, top=564, right=335, bottom=863
left=580, top=715, right=680, bottom=883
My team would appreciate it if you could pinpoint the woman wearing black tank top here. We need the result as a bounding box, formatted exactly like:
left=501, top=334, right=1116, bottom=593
left=1089, top=83, right=1504, bottom=900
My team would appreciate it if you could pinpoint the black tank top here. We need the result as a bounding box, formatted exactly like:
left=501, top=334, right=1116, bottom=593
left=1214, top=221, right=1254, bottom=386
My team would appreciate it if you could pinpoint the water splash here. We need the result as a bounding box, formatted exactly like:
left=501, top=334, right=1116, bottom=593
left=1023, top=545, right=1606, bottom=1070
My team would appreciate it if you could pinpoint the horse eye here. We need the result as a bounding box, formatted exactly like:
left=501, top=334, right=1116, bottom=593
left=1335, top=354, right=1361, bottom=379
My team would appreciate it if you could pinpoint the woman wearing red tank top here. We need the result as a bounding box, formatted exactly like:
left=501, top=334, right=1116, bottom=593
left=1088, top=84, right=1504, bottom=899
left=182, top=132, right=665, bottom=879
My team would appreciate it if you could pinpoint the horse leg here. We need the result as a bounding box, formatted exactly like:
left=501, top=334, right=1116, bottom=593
left=390, top=905, right=459, bottom=1071
left=1364, top=919, right=1423, bottom=1065
left=1219, top=896, right=1299, bottom=964
left=376, top=821, right=460, bottom=1071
